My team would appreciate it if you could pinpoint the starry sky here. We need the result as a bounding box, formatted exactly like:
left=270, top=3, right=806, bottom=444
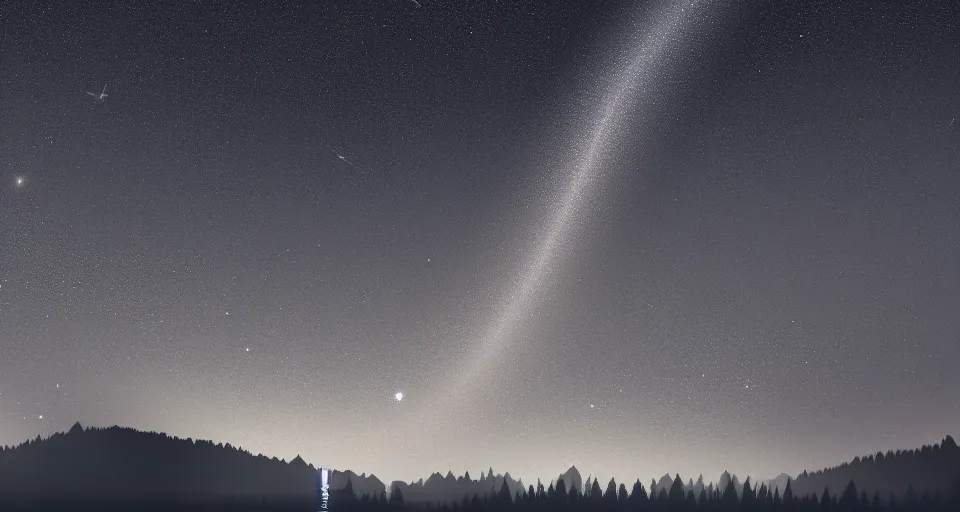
left=2, top=0, right=959, bottom=487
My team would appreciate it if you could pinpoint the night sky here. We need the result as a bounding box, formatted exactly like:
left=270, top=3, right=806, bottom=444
left=2, top=0, right=959, bottom=486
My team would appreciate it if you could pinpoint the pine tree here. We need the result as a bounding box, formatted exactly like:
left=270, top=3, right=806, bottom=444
left=556, top=477, right=568, bottom=503
left=722, top=480, right=738, bottom=507
left=604, top=478, right=618, bottom=503
left=820, top=488, right=832, bottom=511
left=592, top=478, right=604, bottom=501
left=741, top=477, right=756, bottom=510
left=629, top=479, right=648, bottom=505
left=344, top=477, right=358, bottom=503
left=668, top=474, right=685, bottom=503
left=500, top=479, right=514, bottom=505
left=618, top=483, right=628, bottom=503
left=838, top=481, right=858, bottom=510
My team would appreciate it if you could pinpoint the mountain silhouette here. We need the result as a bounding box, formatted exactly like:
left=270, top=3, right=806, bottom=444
left=654, top=473, right=674, bottom=496
left=1, top=423, right=958, bottom=511
left=557, top=465, right=583, bottom=494
left=0, top=423, right=318, bottom=511
left=762, top=472, right=793, bottom=496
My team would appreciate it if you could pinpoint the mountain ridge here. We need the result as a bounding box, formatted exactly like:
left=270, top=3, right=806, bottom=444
left=1, top=423, right=956, bottom=507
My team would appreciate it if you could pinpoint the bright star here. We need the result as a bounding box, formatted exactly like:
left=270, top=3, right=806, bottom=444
left=394, top=391, right=404, bottom=402
left=15, top=176, right=25, bottom=187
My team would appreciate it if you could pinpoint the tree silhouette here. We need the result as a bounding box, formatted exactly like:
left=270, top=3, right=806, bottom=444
left=499, top=479, right=513, bottom=506
left=741, top=477, right=756, bottom=510
left=604, top=478, right=618, bottom=503
left=344, top=477, right=359, bottom=503
left=591, top=478, right=604, bottom=501
left=820, top=488, right=832, bottom=511
left=556, top=477, right=568, bottom=504
left=668, top=474, right=685, bottom=504
left=1, top=423, right=957, bottom=512
left=838, top=481, right=859, bottom=511
left=722, top=479, right=739, bottom=507
left=629, top=479, right=648, bottom=505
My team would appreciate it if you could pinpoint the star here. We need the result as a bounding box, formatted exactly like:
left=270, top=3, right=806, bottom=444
left=15, top=176, right=25, bottom=187
left=394, top=391, right=404, bottom=402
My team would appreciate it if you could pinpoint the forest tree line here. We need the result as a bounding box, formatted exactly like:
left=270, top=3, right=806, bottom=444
left=0, top=424, right=956, bottom=512
left=335, top=470, right=960, bottom=512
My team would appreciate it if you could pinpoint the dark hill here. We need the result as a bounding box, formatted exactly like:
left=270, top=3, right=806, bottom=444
left=0, top=423, right=319, bottom=511
left=790, top=435, right=960, bottom=501
left=557, top=465, right=583, bottom=495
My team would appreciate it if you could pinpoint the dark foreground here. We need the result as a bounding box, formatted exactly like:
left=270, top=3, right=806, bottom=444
left=0, top=425, right=957, bottom=511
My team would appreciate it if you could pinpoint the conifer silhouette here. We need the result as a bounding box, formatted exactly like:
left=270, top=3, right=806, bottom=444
left=591, top=478, right=603, bottom=501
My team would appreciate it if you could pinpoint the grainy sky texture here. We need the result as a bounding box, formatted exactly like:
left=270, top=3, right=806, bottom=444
left=2, top=0, right=958, bottom=486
